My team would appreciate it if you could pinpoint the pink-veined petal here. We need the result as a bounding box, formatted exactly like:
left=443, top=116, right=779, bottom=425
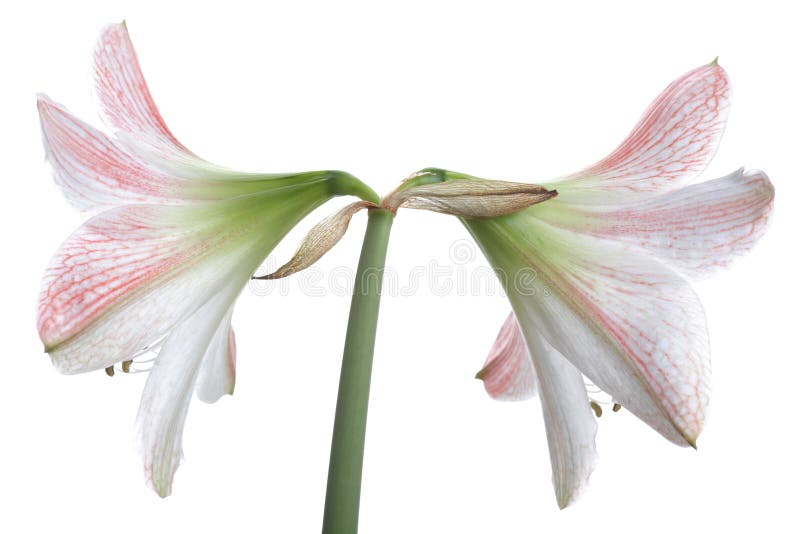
left=38, top=206, right=232, bottom=372
left=196, top=307, right=237, bottom=403
left=94, top=22, right=194, bottom=162
left=466, top=216, right=710, bottom=446
left=38, top=94, right=186, bottom=211
left=38, top=95, right=339, bottom=210
left=553, top=61, right=730, bottom=203
left=536, top=168, right=775, bottom=279
left=475, top=312, right=537, bottom=401
left=590, top=168, right=774, bottom=278
left=522, top=327, right=597, bottom=509
left=136, top=280, right=241, bottom=497
left=93, top=22, right=234, bottom=177
left=38, top=174, right=333, bottom=373
left=38, top=206, right=201, bottom=356
left=476, top=312, right=597, bottom=506
left=37, top=199, right=287, bottom=373
left=92, top=22, right=353, bottom=183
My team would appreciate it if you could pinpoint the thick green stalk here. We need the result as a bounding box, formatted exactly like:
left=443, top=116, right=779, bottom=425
left=322, top=208, right=394, bottom=534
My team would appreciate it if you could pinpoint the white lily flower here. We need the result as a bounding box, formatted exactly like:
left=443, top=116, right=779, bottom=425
left=409, top=60, right=774, bottom=508
left=37, top=22, right=376, bottom=497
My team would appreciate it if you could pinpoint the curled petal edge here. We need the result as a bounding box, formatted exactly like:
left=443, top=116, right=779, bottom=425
left=475, top=312, right=537, bottom=401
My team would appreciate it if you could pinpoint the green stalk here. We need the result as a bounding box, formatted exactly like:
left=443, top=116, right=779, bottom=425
left=322, top=208, right=394, bottom=534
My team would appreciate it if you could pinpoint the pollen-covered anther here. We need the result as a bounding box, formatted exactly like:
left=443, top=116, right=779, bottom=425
left=105, top=366, right=115, bottom=377
left=590, top=400, right=603, bottom=418
left=122, top=360, right=133, bottom=373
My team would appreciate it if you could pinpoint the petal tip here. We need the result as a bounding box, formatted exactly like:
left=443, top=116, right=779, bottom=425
left=147, top=476, right=172, bottom=499
left=36, top=93, right=59, bottom=115
left=744, top=168, right=776, bottom=198
left=36, top=92, right=50, bottom=106
left=102, top=20, right=128, bottom=35
left=555, top=470, right=594, bottom=510
left=678, top=426, right=700, bottom=449
left=196, top=388, right=234, bottom=404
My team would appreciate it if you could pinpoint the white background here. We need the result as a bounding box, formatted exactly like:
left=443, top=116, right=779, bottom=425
left=1, top=1, right=797, bottom=532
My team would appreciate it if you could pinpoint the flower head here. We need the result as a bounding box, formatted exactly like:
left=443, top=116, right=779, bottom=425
left=405, top=60, right=774, bottom=508
left=37, top=22, right=375, bottom=497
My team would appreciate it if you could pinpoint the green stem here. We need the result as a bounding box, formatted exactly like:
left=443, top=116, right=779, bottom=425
left=322, top=208, right=394, bottom=534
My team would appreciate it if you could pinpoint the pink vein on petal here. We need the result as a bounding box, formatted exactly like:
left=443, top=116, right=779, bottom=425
left=37, top=207, right=199, bottom=348
left=94, top=22, right=191, bottom=156
left=559, top=62, right=730, bottom=197
left=38, top=95, right=186, bottom=210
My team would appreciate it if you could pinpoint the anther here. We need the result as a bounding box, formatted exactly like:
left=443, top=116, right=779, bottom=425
left=590, top=401, right=602, bottom=418
left=104, top=366, right=115, bottom=377
left=122, top=360, right=132, bottom=373
left=612, top=403, right=622, bottom=412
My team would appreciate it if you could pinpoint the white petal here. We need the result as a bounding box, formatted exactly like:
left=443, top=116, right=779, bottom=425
left=93, top=22, right=237, bottom=178
left=37, top=95, right=188, bottom=211
left=522, top=327, right=597, bottom=509
left=38, top=95, right=312, bottom=211
left=196, top=307, right=237, bottom=403
left=538, top=168, right=774, bottom=279
left=553, top=61, right=729, bottom=204
left=39, top=197, right=302, bottom=373
left=136, top=280, right=242, bottom=497
left=466, top=216, right=710, bottom=446
left=94, top=22, right=199, bottom=165
left=475, top=312, right=537, bottom=401
left=39, top=205, right=215, bottom=367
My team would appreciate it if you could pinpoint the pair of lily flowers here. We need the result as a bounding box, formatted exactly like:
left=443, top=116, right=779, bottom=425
left=38, top=22, right=774, bottom=515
